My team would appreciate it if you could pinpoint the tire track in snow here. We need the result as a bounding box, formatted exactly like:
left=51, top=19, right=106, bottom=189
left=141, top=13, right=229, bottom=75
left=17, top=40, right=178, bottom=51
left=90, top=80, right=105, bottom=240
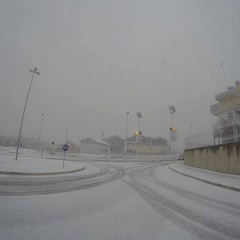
left=122, top=176, right=240, bottom=240
left=0, top=165, right=124, bottom=195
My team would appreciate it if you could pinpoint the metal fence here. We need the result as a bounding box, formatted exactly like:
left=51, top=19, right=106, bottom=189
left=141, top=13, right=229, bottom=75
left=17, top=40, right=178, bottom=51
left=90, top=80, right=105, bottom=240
left=185, top=118, right=240, bottom=149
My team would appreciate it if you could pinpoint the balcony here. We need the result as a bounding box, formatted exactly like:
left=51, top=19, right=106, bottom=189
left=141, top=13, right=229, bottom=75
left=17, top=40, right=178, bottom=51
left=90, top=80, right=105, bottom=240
left=210, top=97, right=240, bottom=116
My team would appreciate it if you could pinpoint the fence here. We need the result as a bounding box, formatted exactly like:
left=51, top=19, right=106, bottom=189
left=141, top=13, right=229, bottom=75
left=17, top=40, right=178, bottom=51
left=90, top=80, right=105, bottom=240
left=185, top=118, right=240, bottom=149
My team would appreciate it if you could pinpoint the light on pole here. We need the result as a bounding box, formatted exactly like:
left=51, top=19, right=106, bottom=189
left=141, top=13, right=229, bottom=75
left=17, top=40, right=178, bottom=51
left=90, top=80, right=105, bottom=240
left=125, top=112, right=129, bottom=160
left=136, top=112, right=142, bottom=132
left=15, top=67, right=40, bottom=160
left=168, top=105, right=176, bottom=159
left=136, top=112, right=142, bottom=156
left=38, top=113, right=44, bottom=152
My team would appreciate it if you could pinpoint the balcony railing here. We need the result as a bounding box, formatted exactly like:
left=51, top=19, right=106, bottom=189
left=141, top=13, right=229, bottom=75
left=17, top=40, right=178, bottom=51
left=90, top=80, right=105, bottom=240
left=185, top=119, right=240, bottom=149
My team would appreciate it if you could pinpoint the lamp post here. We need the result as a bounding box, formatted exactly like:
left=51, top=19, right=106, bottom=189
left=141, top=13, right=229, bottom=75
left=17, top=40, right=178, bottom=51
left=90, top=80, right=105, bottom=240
left=38, top=113, right=44, bottom=152
left=136, top=112, right=142, bottom=156
left=125, top=112, right=129, bottom=160
left=15, top=67, right=40, bottom=160
left=136, top=112, right=142, bottom=132
left=168, top=105, right=176, bottom=159
left=63, top=128, right=68, bottom=168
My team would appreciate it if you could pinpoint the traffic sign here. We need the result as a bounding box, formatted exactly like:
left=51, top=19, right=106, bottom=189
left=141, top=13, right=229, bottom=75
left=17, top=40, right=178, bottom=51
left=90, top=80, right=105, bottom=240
left=62, top=144, right=68, bottom=152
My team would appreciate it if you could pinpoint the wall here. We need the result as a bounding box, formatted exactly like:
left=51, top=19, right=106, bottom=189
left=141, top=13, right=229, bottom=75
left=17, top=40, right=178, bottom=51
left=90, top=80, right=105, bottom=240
left=184, top=143, right=240, bottom=175
left=127, top=143, right=170, bottom=155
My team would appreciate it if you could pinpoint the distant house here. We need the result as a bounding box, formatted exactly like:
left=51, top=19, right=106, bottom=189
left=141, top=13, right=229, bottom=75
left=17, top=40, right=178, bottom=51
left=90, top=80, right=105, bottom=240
left=127, top=135, right=170, bottom=155
left=80, top=138, right=111, bottom=154
left=104, top=135, right=125, bottom=153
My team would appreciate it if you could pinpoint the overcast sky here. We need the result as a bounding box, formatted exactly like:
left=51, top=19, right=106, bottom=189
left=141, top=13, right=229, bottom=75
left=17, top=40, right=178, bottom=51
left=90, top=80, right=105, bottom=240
left=1, top=0, right=240, bottom=150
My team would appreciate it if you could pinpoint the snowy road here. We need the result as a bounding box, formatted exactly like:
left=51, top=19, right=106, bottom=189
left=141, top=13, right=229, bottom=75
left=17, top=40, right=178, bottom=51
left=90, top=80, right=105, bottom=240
left=0, top=163, right=124, bottom=195
left=1, top=161, right=240, bottom=240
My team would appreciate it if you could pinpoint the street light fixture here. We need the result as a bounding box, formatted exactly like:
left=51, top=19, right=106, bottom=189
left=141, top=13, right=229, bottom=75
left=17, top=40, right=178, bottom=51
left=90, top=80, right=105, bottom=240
left=168, top=105, right=176, bottom=114
left=136, top=112, right=142, bottom=118
left=15, top=67, right=40, bottom=160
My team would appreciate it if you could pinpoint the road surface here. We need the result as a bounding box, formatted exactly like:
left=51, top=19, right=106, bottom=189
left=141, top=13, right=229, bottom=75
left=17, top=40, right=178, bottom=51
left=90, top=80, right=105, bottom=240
left=1, top=160, right=240, bottom=240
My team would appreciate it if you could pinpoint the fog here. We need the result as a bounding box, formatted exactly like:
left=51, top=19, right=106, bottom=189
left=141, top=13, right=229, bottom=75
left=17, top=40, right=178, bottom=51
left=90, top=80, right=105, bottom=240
left=1, top=0, right=240, bottom=150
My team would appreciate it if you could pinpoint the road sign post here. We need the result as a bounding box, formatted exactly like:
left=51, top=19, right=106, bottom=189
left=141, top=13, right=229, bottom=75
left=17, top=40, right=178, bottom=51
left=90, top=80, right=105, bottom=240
left=62, top=144, right=68, bottom=168
left=169, top=128, right=177, bottom=160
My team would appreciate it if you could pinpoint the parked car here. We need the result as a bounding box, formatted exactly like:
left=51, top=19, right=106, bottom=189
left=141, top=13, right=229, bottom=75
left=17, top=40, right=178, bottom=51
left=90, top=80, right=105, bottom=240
left=177, top=154, right=184, bottom=160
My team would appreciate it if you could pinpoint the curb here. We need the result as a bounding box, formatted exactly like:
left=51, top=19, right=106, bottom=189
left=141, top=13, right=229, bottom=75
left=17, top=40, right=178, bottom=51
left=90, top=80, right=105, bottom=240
left=0, top=166, right=86, bottom=176
left=168, top=166, right=240, bottom=192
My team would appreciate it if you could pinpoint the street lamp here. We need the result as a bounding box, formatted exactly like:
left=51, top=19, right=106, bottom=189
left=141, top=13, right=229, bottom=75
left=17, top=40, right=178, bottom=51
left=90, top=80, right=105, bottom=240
left=136, top=112, right=142, bottom=157
left=136, top=112, right=142, bottom=132
left=38, top=113, right=44, bottom=152
left=168, top=105, right=176, bottom=158
left=125, top=112, right=129, bottom=159
left=15, top=67, right=40, bottom=160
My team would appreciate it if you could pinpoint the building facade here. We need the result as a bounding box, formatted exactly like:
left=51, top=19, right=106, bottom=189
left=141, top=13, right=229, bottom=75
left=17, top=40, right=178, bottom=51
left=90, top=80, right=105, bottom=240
left=104, top=135, right=125, bottom=153
left=210, top=81, right=240, bottom=143
left=127, top=135, right=170, bottom=155
left=80, top=138, right=111, bottom=154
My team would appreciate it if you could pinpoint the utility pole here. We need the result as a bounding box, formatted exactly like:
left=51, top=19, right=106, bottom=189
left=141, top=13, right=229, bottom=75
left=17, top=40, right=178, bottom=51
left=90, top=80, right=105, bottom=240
left=16, top=67, right=40, bottom=160
left=38, top=113, right=44, bottom=152
left=125, top=112, right=129, bottom=160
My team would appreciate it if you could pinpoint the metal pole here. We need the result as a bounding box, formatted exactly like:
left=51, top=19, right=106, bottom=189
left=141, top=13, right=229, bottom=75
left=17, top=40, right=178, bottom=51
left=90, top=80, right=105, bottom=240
left=38, top=113, right=44, bottom=152
left=65, top=128, right=68, bottom=144
left=138, top=118, right=140, bottom=132
left=63, top=128, right=68, bottom=168
left=15, top=67, right=40, bottom=160
left=168, top=105, right=176, bottom=160
left=125, top=112, right=129, bottom=160
left=171, top=112, right=175, bottom=159
left=63, top=151, right=65, bottom=168
left=232, top=120, right=236, bottom=142
left=218, top=122, right=222, bottom=144
left=136, top=112, right=142, bottom=159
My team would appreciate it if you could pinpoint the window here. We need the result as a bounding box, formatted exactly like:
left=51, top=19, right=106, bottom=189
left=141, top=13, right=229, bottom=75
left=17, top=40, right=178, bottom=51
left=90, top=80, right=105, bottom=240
left=228, top=112, right=234, bottom=120
left=235, top=110, right=240, bottom=120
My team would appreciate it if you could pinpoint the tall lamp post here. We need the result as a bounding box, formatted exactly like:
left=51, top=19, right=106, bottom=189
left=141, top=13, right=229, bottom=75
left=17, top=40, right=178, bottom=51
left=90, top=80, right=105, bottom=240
left=136, top=112, right=142, bottom=156
left=38, top=113, right=45, bottom=152
left=15, top=67, right=40, bottom=160
left=125, top=112, right=129, bottom=160
left=168, top=105, right=176, bottom=159
left=136, top=112, right=142, bottom=132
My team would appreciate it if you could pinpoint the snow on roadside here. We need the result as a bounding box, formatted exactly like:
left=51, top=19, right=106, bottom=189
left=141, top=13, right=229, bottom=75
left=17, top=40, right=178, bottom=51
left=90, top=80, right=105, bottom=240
left=169, top=161, right=240, bottom=190
left=0, top=147, right=83, bottom=173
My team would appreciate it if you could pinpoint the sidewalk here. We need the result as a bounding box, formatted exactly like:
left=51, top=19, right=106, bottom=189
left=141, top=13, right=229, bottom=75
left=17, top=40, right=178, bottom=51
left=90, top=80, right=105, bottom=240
left=169, top=161, right=240, bottom=192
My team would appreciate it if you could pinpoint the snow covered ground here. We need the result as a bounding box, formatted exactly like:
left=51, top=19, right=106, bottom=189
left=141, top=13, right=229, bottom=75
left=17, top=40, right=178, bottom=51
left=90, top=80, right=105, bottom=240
left=0, top=146, right=240, bottom=240
left=0, top=146, right=239, bottom=191
left=0, top=146, right=84, bottom=174
left=169, top=161, right=240, bottom=191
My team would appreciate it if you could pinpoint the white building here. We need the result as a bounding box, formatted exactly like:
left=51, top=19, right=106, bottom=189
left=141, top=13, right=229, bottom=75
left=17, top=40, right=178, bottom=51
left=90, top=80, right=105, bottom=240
left=210, top=81, right=240, bottom=143
left=80, top=138, right=111, bottom=154
left=210, top=81, right=240, bottom=120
